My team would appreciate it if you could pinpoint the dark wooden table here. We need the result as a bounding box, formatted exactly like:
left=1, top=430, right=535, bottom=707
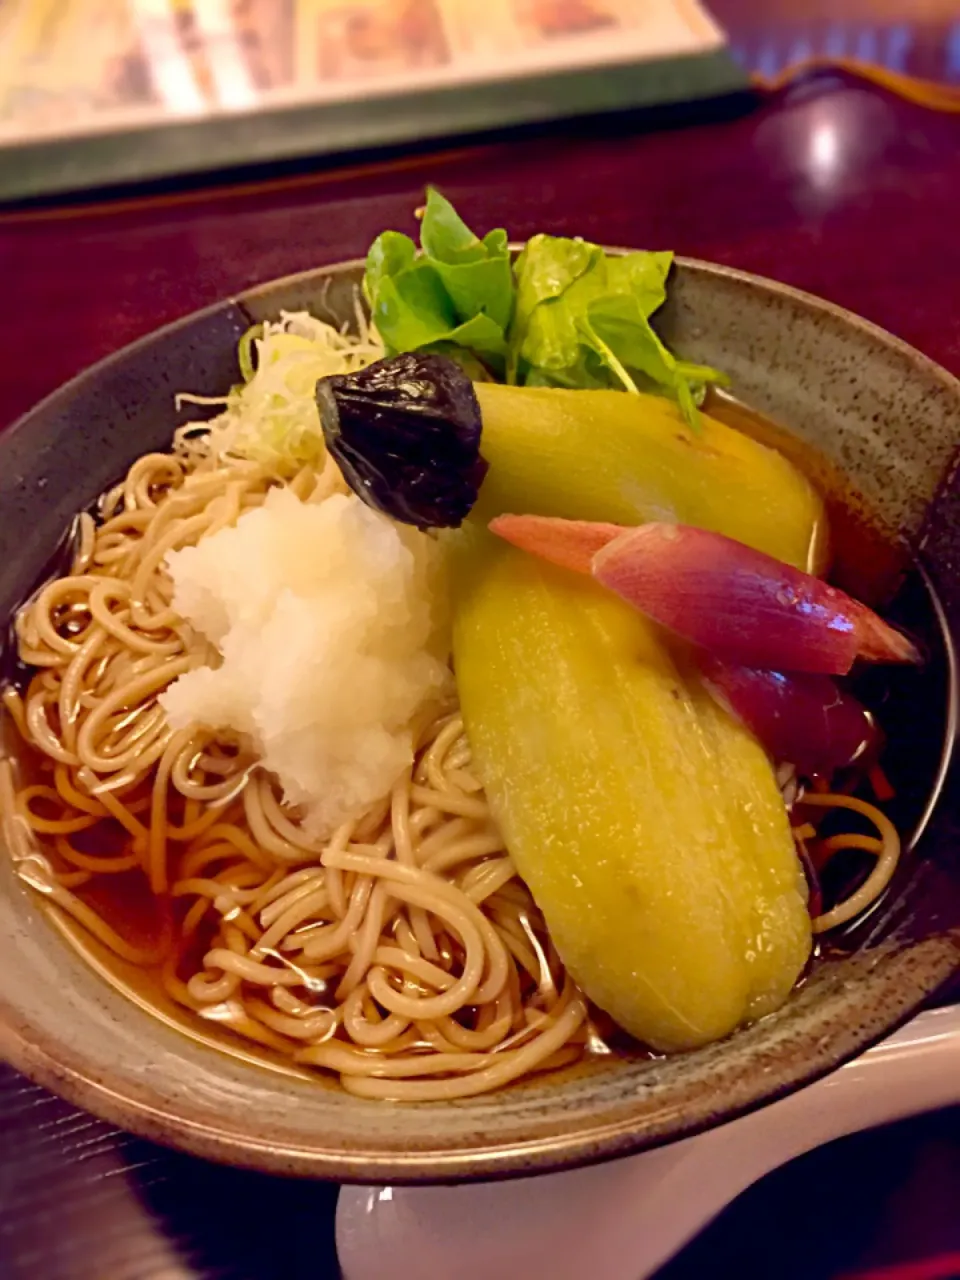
left=2, top=4, right=960, bottom=1279
left=4, top=3, right=960, bottom=426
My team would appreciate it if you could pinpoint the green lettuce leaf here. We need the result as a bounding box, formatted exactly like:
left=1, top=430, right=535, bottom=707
left=510, top=234, right=727, bottom=424
left=363, top=188, right=513, bottom=374
left=362, top=191, right=728, bottom=426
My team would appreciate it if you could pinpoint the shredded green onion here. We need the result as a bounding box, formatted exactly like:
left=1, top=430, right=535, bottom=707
left=175, top=308, right=384, bottom=478
left=237, top=323, right=264, bottom=384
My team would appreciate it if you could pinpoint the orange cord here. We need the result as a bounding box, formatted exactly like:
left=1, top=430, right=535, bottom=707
left=753, top=57, right=960, bottom=113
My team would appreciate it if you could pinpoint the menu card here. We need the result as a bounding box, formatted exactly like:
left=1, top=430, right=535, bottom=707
left=0, top=1, right=742, bottom=201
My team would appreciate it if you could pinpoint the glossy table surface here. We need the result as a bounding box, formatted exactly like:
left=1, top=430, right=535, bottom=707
left=2, top=3, right=960, bottom=1279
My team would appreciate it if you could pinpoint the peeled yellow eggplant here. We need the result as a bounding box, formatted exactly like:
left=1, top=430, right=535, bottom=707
left=453, top=533, right=812, bottom=1052
left=448, top=384, right=822, bottom=1051
left=473, top=384, right=826, bottom=573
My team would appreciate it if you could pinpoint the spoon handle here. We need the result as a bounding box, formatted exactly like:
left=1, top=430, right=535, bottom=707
left=337, top=1005, right=960, bottom=1280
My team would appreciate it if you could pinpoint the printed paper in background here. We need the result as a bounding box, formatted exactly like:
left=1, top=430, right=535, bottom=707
left=0, top=0, right=161, bottom=138
left=0, top=0, right=724, bottom=145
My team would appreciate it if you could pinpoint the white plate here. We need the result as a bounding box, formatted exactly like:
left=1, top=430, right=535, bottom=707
left=338, top=1005, right=960, bottom=1280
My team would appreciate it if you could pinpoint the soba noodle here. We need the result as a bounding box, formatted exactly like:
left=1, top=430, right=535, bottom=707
left=0, top=447, right=591, bottom=1099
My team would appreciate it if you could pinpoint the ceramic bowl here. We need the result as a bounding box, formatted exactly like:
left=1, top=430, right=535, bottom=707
left=0, top=258, right=958, bottom=1182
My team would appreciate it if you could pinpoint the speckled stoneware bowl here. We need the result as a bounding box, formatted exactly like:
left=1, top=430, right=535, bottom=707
left=1, top=258, right=959, bottom=1183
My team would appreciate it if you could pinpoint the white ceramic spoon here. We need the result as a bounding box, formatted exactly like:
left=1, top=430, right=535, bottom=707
left=337, top=1004, right=960, bottom=1280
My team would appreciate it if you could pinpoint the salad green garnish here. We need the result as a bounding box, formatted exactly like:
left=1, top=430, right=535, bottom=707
left=364, top=189, right=513, bottom=378
left=364, top=188, right=727, bottom=427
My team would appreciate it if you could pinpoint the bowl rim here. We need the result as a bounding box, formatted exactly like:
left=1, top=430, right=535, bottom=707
left=1, top=253, right=959, bottom=1183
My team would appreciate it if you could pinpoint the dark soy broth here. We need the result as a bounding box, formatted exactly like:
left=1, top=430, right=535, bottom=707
left=706, top=389, right=909, bottom=606
left=0, top=714, right=315, bottom=1081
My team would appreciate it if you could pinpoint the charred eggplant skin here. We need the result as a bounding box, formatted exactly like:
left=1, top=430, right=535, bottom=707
left=316, top=352, right=488, bottom=530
